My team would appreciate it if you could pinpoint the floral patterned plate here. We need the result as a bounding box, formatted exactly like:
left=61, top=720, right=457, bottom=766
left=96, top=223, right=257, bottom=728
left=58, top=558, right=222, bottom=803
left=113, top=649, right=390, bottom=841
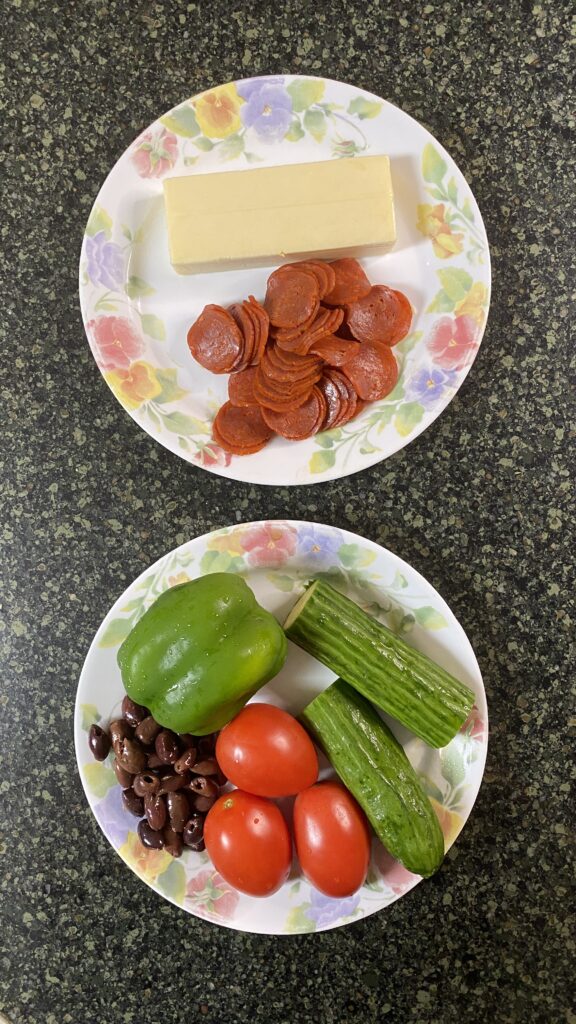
left=74, top=520, right=488, bottom=934
left=79, top=75, right=490, bottom=485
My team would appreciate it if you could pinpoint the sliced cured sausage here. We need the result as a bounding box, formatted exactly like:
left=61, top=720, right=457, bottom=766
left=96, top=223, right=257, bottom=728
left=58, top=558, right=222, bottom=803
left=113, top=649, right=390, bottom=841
left=213, top=402, right=274, bottom=453
left=264, top=268, right=320, bottom=329
left=341, top=342, right=399, bottom=401
left=228, top=366, right=259, bottom=407
left=310, top=335, right=361, bottom=366
left=346, top=285, right=412, bottom=346
left=324, top=258, right=372, bottom=305
left=261, top=388, right=325, bottom=440
left=187, top=304, right=244, bottom=373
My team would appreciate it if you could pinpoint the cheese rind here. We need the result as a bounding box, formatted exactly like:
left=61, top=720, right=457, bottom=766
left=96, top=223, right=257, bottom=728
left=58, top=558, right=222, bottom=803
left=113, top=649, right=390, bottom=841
left=163, top=156, right=396, bottom=274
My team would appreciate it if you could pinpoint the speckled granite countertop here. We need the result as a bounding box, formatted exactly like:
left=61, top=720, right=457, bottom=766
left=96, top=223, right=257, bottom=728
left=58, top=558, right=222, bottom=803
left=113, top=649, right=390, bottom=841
left=1, top=1, right=573, bottom=1022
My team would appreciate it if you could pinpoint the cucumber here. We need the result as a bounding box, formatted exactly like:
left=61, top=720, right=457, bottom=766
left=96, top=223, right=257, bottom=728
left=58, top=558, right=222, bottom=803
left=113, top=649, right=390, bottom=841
left=284, top=579, right=474, bottom=748
left=300, top=679, right=445, bottom=877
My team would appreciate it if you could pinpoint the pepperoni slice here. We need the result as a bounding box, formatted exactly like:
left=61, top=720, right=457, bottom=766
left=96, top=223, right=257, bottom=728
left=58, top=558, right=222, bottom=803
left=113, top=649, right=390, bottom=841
left=346, top=285, right=412, bottom=346
left=214, top=402, right=274, bottom=451
left=272, top=308, right=318, bottom=346
left=389, top=289, right=413, bottom=346
left=228, top=366, right=259, bottom=407
left=262, top=349, right=322, bottom=384
left=310, top=335, right=361, bottom=367
left=277, top=307, right=344, bottom=354
left=324, top=369, right=357, bottom=428
left=264, top=268, right=320, bottom=329
left=261, top=387, right=324, bottom=440
left=283, top=260, right=336, bottom=299
left=228, top=302, right=254, bottom=370
left=324, top=259, right=372, bottom=306
left=247, top=295, right=270, bottom=364
left=212, top=420, right=269, bottom=456
left=317, top=374, right=342, bottom=430
left=341, top=342, right=399, bottom=401
left=187, top=305, right=244, bottom=374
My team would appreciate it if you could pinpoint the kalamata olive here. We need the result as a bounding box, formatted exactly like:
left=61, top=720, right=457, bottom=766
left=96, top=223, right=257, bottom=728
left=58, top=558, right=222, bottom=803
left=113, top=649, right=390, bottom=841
left=115, top=736, right=147, bottom=774
left=89, top=724, right=111, bottom=761
left=147, top=752, right=163, bottom=769
left=144, top=793, right=167, bottom=831
left=135, top=716, right=161, bottom=746
left=113, top=758, right=134, bottom=789
left=197, top=734, right=217, bottom=756
left=163, top=827, right=183, bottom=858
left=122, top=789, right=144, bottom=817
left=138, top=819, right=164, bottom=850
left=158, top=771, right=190, bottom=795
left=174, top=747, right=197, bottom=774
left=155, top=730, right=180, bottom=764
left=189, top=776, right=219, bottom=799
left=182, top=814, right=204, bottom=847
left=133, top=772, right=160, bottom=798
left=192, top=757, right=218, bottom=775
left=121, top=695, right=149, bottom=727
left=109, top=719, right=132, bottom=746
left=192, top=794, right=216, bottom=813
left=166, top=791, right=190, bottom=833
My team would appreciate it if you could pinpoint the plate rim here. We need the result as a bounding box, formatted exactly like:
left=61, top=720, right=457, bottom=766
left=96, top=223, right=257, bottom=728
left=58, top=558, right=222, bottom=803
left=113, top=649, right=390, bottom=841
left=74, top=518, right=489, bottom=934
left=78, top=74, right=492, bottom=486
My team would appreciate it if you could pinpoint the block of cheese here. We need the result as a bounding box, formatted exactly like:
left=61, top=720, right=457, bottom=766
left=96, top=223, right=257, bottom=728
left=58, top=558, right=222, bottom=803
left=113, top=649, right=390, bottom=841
left=163, top=156, right=396, bottom=274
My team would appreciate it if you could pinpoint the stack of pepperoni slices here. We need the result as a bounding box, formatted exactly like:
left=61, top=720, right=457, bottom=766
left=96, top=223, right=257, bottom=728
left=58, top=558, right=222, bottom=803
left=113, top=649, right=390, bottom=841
left=186, top=258, right=412, bottom=456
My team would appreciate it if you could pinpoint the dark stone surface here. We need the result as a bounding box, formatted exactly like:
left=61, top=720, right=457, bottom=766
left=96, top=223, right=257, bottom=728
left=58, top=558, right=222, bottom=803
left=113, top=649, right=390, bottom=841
left=0, top=1, right=573, bottom=1022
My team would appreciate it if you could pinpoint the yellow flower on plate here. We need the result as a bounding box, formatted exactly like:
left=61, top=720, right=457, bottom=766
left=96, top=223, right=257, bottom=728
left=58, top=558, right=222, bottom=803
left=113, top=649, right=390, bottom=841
left=455, top=281, right=488, bottom=324
left=168, top=571, right=191, bottom=587
left=105, top=361, right=162, bottom=410
left=429, top=797, right=464, bottom=850
left=195, top=84, right=243, bottom=138
left=118, top=831, right=172, bottom=882
left=206, top=531, right=245, bottom=556
left=416, top=203, right=464, bottom=259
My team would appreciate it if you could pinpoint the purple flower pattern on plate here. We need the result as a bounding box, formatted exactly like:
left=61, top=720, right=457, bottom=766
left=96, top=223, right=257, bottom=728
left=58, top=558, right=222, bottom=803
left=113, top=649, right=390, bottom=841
left=236, top=76, right=286, bottom=100
left=407, top=366, right=457, bottom=408
left=305, top=889, right=361, bottom=928
left=85, top=231, right=124, bottom=289
left=239, top=81, right=293, bottom=142
left=93, top=783, right=131, bottom=849
left=296, top=524, right=343, bottom=565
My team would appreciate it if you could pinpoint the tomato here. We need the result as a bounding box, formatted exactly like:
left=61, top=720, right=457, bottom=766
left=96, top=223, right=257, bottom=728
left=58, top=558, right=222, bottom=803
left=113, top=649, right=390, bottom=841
left=215, top=703, right=318, bottom=797
left=293, top=782, right=371, bottom=897
left=204, top=790, right=292, bottom=897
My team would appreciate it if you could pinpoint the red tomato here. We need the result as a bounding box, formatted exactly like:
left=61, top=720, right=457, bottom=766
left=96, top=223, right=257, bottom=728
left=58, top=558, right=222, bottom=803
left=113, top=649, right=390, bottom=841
left=294, top=782, right=371, bottom=897
left=216, top=703, right=318, bottom=797
left=204, top=790, right=291, bottom=897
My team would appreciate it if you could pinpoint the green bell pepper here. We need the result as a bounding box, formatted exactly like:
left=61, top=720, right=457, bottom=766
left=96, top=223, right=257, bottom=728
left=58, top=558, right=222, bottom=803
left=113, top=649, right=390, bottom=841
left=117, top=573, right=287, bottom=735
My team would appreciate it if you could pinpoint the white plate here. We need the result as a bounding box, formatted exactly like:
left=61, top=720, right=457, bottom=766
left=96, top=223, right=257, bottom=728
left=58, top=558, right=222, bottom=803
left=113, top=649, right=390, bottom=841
left=75, top=520, right=488, bottom=934
left=79, top=75, right=490, bottom=485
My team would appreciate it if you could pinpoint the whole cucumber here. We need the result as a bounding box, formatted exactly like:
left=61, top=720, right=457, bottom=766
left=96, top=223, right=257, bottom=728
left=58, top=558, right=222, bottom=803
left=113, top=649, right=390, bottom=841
left=300, top=679, right=445, bottom=877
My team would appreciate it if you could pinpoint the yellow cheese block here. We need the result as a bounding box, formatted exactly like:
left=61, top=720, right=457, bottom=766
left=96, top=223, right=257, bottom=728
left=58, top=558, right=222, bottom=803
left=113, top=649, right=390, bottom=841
left=163, top=156, right=396, bottom=274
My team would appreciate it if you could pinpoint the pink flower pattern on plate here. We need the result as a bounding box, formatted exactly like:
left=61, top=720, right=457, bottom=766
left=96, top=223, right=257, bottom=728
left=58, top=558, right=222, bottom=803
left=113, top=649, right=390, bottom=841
left=426, top=314, right=480, bottom=371
left=373, top=847, right=419, bottom=894
left=131, top=128, right=178, bottom=178
left=193, top=443, right=232, bottom=469
left=461, top=704, right=486, bottom=741
left=185, top=869, right=239, bottom=919
left=88, top=316, right=144, bottom=371
left=239, top=522, right=298, bottom=567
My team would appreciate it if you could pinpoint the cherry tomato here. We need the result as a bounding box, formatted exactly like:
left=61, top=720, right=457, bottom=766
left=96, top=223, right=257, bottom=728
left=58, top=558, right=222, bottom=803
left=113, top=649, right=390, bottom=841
left=204, top=790, right=291, bottom=897
left=294, top=782, right=371, bottom=897
left=215, top=703, right=318, bottom=797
